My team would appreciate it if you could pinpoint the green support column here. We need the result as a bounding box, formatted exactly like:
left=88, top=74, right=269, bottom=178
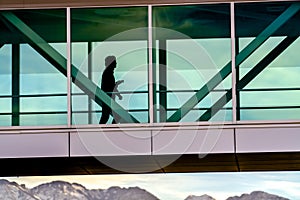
left=151, top=44, right=157, bottom=123
left=88, top=42, right=92, bottom=124
left=12, top=43, right=20, bottom=126
left=235, top=38, right=240, bottom=121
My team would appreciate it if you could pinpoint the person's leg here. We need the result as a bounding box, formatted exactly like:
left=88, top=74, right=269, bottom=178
left=99, top=105, right=111, bottom=124
left=111, top=97, right=120, bottom=124
left=111, top=111, right=120, bottom=124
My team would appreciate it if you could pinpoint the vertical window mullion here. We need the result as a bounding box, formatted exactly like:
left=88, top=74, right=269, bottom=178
left=231, top=2, right=237, bottom=123
left=67, top=7, right=72, bottom=127
left=148, top=5, right=154, bottom=124
left=159, top=40, right=167, bottom=122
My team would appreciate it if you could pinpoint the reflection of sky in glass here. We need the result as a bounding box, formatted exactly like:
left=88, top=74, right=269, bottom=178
left=0, top=98, right=11, bottom=113
left=72, top=40, right=148, bottom=124
left=0, top=45, right=12, bottom=95
left=238, top=37, right=300, bottom=120
left=0, top=45, right=12, bottom=74
left=73, top=40, right=148, bottom=89
left=0, top=116, right=11, bottom=126
left=241, top=109, right=300, bottom=121
left=20, top=114, right=67, bottom=126
left=239, top=37, right=300, bottom=86
left=21, top=44, right=66, bottom=74
left=70, top=38, right=147, bottom=124
left=20, top=44, right=67, bottom=95
left=21, top=97, right=67, bottom=112
left=241, top=91, right=300, bottom=107
left=166, top=38, right=232, bottom=121
left=19, top=43, right=67, bottom=125
left=3, top=35, right=300, bottom=124
left=21, top=74, right=66, bottom=95
left=72, top=43, right=87, bottom=68
left=13, top=43, right=67, bottom=126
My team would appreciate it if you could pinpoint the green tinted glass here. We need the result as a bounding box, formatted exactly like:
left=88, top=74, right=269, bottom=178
left=0, top=9, right=67, bottom=126
left=71, top=7, right=148, bottom=125
left=153, top=4, right=231, bottom=122
left=235, top=1, right=300, bottom=121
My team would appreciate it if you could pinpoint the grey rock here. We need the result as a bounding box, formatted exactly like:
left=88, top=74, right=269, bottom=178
left=226, top=191, right=289, bottom=200
left=0, top=179, right=39, bottom=200
left=0, top=179, right=159, bottom=200
left=185, top=194, right=216, bottom=200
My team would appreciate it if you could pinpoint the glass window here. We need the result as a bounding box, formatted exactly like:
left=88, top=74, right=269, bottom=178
left=235, top=1, right=300, bottom=121
left=0, top=9, right=67, bottom=126
left=153, top=4, right=231, bottom=122
left=71, top=7, right=148, bottom=125
left=0, top=44, right=12, bottom=126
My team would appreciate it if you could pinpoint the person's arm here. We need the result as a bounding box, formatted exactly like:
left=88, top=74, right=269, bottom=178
left=115, top=80, right=124, bottom=87
left=115, top=80, right=124, bottom=100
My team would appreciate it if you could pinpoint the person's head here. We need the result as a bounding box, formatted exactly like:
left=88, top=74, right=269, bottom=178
left=105, top=55, right=117, bottom=69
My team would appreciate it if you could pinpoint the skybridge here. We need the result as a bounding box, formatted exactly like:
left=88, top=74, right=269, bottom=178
left=0, top=0, right=300, bottom=176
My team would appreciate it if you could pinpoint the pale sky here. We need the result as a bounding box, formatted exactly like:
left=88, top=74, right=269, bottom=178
left=5, top=171, right=300, bottom=200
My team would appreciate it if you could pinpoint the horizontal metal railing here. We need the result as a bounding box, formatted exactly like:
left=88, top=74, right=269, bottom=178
left=2, top=87, right=299, bottom=124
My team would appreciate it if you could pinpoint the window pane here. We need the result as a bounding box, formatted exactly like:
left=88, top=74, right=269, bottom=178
left=20, top=44, right=67, bottom=95
left=153, top=4, right=231, bottom=122
left=241, top=91, right=300, bottom=107
left=71, top=7, right=148, bottom=125
left=0, top=45, right=12, bottom=96
left=241, top=109, right=300, bottom=121
left=236, top=2, right=300, bottom=121
left=0, top=9, right=67, bottom=126
left=20, top=114, right=67, bottom=126
left=0, top=98, right=11, bottom=126
left=21, top=97, right=67, bottom=112
left=0, top=44, right=12, bottom=126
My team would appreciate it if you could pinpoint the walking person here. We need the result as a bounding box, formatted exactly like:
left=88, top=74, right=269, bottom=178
left=99, top=55, right=124, bottom=124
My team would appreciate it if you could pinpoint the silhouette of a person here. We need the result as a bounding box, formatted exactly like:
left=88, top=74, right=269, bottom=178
left=99, top=55, right=124, bottom=124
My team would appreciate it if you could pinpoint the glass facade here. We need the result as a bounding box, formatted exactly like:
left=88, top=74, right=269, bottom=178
left=153, top=4, right=232, bottom=122
left=0, top=1, right=300, bottom=126
left=71, top=7, right=148, bottom=124
left=0, top=9, right=67, bottom=126
left=236, top=1, right=300, bottom=120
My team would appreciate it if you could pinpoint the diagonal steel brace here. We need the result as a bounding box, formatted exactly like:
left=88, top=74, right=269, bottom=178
left=167, top=3, right=300, bottom=122
left=1, top=11, right=139, bottom=123
left=198, top=36, right=298, bottom=121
